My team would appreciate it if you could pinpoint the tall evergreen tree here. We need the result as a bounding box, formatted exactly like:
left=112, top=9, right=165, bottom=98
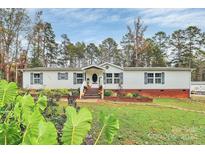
left=121, top=30, right=134, bottom=66
left=29, top=11, right=45, bottom=67
left=184, top=26, right=202, bottom=68
left=169, top=29, right=186, bottom=67
left=58, top=34, right=71, bottom=67
left=99, top=38, right=121, bottom=65
left=142, top=39, right=166, bottom=67
left=29, top=12, right=58, bottom=67
left=43, top=22, right=58, bottom=67
left=74, top=42, right=86, bottom=67
left=152, top=31, right=168, bottom=65
left=85, top=43, right=99, bottom=65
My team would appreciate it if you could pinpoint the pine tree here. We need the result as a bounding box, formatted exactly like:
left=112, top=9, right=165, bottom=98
left=29, top=11, right=44, bottom=67
left=184, top=26, right=202, bottom=68
left=99, top=38, right=121, bottom=65
left=152, top=31, right=168, bottom=65
left=74, top=42, right=86, bottom=67
left=43, top=22, right=58, bottom=67
left=121, top=29, right=134, bottom=67
left=58, top=34, right=71, bottom=67
left=169, top=29, right=186, bottom=67
left=85, top=43, right=99, bottom=65
left=141, top=39, right=166, bottom=67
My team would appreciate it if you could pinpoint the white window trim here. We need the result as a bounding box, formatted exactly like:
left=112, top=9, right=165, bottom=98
left=147, top=73, right=154, bottom=84
left=114, top=73, right=120, bottom=84
left=106, top=73, right=113, bottom=84
left=155, top=73, right=162, bottom=84
left=76, top=73, right=84, bottom=84
left=58, top=72, right=68, bottom=80
left=33, top=73, right=41, bottom=85
left=146, top=72, right=164, bottom=84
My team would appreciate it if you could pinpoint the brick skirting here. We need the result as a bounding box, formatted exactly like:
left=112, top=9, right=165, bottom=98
left=110, top=89, right=190, bottom=98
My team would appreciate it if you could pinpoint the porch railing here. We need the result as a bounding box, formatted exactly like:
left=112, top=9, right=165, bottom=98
left=99, top=77, right=104, bottom=99
left=80, top=81, right=86, bottom=99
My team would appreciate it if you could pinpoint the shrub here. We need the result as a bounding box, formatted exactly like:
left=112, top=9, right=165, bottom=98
left=132, top=93, right=139, bottom=97
left=111, top=91, right=118, bottom=97
left=104, top=90, right=112, bottom=96
left=126, top=93, right=133, bottom=98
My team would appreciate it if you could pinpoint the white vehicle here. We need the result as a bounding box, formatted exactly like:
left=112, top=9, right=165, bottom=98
left=191, top=81, right=205, bottom=95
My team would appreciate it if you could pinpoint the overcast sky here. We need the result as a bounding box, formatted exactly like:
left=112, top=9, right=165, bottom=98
left=28, top=8, right=205, bottom=45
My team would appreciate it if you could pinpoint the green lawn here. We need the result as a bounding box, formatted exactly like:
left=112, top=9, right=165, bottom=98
left=59, top=98, right=205, bottom=145
left=154, top=98, right=205, bottom=112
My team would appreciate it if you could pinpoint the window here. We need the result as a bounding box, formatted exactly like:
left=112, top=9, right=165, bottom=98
left=58, top=72, right=68, bottom=80
left=147, top=73, right=154, bottom=84
left=145, top=72, right=164, bottom=84
left=76, top=73, right=83, bottom=84
left=106, top=73, right=112, bottom=84
left=155, top=73, right=162, bottom=84
left=114, top=73, right=120, bottom=84
left=31, top=73, right=43, bottom=85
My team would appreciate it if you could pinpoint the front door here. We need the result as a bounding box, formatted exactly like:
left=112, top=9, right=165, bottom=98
left=92, top=73, right=98, bottom=88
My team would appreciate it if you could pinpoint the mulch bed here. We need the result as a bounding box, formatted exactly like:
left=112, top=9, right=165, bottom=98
left=104, top=96, right=153, bottom=103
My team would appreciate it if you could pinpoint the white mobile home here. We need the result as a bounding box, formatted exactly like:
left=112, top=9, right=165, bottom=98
left=21, top=62, right=191, bottom=98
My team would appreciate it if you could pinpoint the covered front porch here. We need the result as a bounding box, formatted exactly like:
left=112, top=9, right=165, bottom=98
left=80, top=65, right=105, bottom=99
left=82, top=65, right=105, bottom=88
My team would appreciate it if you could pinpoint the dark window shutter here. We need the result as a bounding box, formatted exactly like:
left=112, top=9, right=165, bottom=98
left=162, top=72, right=165, bottom=84
left=82, top=73, right=84, bottom=82
left=103, top=73, right=106, bottom=84
left=40, top=73, right=43, bottom=84
left=144, top=72, right=148, bottom=85
left=58, top=73, right=60, bottom=80
left=73, top=73, right=76, bottom=84
left=65, top=73, right=68, bottom=80
left=120, top=72, right=123, bottom=84
left=30, top=73, right=33, bottom=85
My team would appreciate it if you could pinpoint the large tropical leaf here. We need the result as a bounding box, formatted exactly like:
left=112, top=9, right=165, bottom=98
left=95, top=112, right=119, bottom=144
left=34, top=121, right=57, bottom=145
left=0, top=80, right=18, bottom=107
left=0, top=122, right=22, bottom=145
left=62, top=106, right=92, bottom=145
left=22, top=108, right=45, bottom=144
left=36, top=95, right=47, bottom=111
left=21, top=94, right=35, bottom=124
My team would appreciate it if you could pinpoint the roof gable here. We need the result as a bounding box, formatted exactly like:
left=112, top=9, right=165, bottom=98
left=99, top=62, right=123, bottom=70
left=81, top=65, right=105, bottom=70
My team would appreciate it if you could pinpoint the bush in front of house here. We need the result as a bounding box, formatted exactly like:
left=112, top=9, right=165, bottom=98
left=111, top=91, right=118, bottom=97
left=132, top=93, right=139, bottom=98
left=104, top=90, right=112, bottom=96
left=126, top=93, right=133, bottom=98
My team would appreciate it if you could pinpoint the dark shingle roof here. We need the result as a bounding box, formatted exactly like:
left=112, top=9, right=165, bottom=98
left=21, top=67, right=82, bottom=71
left=124, top=67, right=192, bottom=71
left=20, top=65, right=192, bottom=72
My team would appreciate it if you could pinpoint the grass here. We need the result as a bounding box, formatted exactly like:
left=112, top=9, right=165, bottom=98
left=58, top=97, right=205, bottom=145
left=154, top=98, right=205, bottom=112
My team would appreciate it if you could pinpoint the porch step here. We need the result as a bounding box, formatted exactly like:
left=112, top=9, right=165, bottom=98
left=82, top=95, right=101, bottom=99
left=83, top=88, right=101, bottom=99
left=84, top=93, right=99, bottom=96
